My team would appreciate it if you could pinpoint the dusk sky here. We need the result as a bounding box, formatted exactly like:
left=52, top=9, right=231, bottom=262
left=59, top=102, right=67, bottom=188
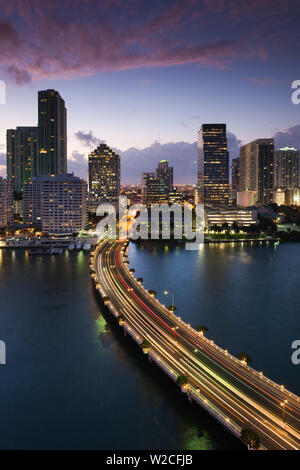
left=1, top=0, right=300, bottom=183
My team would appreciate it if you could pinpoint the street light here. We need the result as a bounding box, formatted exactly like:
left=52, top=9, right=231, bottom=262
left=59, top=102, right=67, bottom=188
left=164, top=290, right=174, bottom=310
left=280, top=399, right=288, bottom=423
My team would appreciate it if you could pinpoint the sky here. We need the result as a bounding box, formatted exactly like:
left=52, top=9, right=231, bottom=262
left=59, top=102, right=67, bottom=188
left=0, top=0, right=300, bottom=183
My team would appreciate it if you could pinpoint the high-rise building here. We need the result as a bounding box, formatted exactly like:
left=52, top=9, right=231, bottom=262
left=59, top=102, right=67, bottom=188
left=23, top=174, right=87, bottom=233
left=231, top=158, right=240, bottom=192
left=7, top=126, right=38, bottom=193
left=156, top=160, right=173, bottom=192
left=274, top=147, right=299, bottom=190
left=0, top=177, right=14, bottom=227
left=239, top=139, right=274, bottom=205
left=37, top=89, right=67, bottom=176
left=197, top=124, right=229, bottom=205
left=141, top=172, right=155, bottom=202
left=88, top=144, right=120, bottom=210
left=141, top=172, right=168, bottom=204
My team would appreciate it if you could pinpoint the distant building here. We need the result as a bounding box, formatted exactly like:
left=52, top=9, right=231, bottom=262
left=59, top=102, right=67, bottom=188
left=37, top=89, right=67, bottom=176
left=23, top=174, right=87, bottom=234
left=0, top=178, right=14, bottom=227
left=285, top=188, right=300, bottom=206
left=156, top=160, right=173, bottom=192
left=237, top=191, right=257, bottom=207
left=231, top=157, right=240, bottom=195
left=7, top=126, right=38, bottom=193
left=239, top=139, right=274, bottom=205
left=168, top=187, right=184, bottom=205
left=274, top=147, right=299, bottom=190
left=197, top=124, right=229, bottom=205
left=273, top=188, right=286, bottom=206
left=206, top=207, right=257, bottom=227
left=141, top=172, right=168, bottom=204
left=88, top=144, right=120, bottom=211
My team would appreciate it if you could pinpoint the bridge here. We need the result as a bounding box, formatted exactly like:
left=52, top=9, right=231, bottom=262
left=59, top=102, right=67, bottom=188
left=91, top=238, right=300, bottom=450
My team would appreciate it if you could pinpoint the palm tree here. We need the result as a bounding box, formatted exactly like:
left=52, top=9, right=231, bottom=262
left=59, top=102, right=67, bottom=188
left=238, top=352, right=252, bottom=364
left=140, top=339, right=151, bottom=350
left=221, top=222, right=230, bottom=233
left=232, top=222, right=240, bottom=234
left=196, top=325, right=208, bottom=334
left=148, top=289, right=156, bottom=296
left=240, top=428, right=260, bottom=450
left=176, top=374, right=189, bottom=388
left=168, top=305, right=177, bottom=312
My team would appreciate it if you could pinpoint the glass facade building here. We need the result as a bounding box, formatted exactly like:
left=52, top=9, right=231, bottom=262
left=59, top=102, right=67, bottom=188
left=239, top=139, right=274, bottom=205
left=38, top=89, right=67, bottom=176
left=197, top=124, right=229, bottom=205
left=274, top=147, right=299, bottom=190
left=6, top=126, right=38, bottom=194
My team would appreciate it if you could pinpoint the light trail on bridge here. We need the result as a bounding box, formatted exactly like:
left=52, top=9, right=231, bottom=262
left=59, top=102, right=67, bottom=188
left=92, top=238, right=300, bottom=450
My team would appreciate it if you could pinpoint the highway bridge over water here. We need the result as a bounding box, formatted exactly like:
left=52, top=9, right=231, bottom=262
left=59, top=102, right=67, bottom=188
left=91, top=238, right=300, bottom=450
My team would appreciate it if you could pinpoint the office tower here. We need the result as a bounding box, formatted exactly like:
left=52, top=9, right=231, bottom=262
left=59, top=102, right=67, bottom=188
left=23, top=174, right=87, bottom=233
left=0, top=178, right=14, bottom=227
left=6, top=126, right=38, bottom=194
left=156, top=160, right=173, bottom=192
left=285, top=188, right=300, bottom=206
left=141, top=172, right=155, bottom=202
left=231, top=158, right=240, bottom=192
left=239, top=139, right=274, bottom=205
left=197, top=124, right=229, bottom=205
left=141, top=172, right=168, bottom=204
left=38, top=89, right=67, bottom=176
left=274, top=147, right=299, bottom=189
left=88, top=144, right=120, bottom=210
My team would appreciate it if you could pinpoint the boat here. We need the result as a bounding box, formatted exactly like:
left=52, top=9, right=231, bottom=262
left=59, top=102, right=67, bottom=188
left=83, top=242, right=91, bottom=251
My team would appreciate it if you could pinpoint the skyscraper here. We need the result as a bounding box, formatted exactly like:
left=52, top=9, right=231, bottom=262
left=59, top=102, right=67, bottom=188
left=197, top=124, right=229, bottom=205
left=0, top=177, right=13, bottom=227
left=231, top=158, right=240, bottom=192
left=156, top=160, right=173, bottom=192
left=88, top=144, right=120, bottom=210
left=38, top=89, right=67, bottom=176
left=7, top=126, right=38, bottom=194
left=23, top=174, right=87, bottom=233
left=274, top=147, right=299, bottom=189
left=141, top=172, right=168, bottom=204
left=239, top=139, right=274, bottom=205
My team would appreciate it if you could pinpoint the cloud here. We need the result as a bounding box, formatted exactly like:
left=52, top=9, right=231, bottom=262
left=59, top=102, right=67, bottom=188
left=68, top=151, right=88, bottom=179
left=74, top=131, right=105, bottom=148
left=273, top=125, right=300, bottom=149
left=70, top=129, right=242, bottom=183
left=0, top=153, right=6, bottom=178
left=245, top=77, right=287, bottom=86
left=0, top=0, right=273, bottom=84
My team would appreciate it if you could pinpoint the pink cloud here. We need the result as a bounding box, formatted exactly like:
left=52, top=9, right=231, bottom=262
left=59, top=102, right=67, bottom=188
left=245, top=77, right=287, bottom=86
left=0, top=0, right=283, bottom=85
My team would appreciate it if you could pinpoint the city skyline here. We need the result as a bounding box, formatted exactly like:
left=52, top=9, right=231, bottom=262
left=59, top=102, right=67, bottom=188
left=1, top=1, right=300, bottom=183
